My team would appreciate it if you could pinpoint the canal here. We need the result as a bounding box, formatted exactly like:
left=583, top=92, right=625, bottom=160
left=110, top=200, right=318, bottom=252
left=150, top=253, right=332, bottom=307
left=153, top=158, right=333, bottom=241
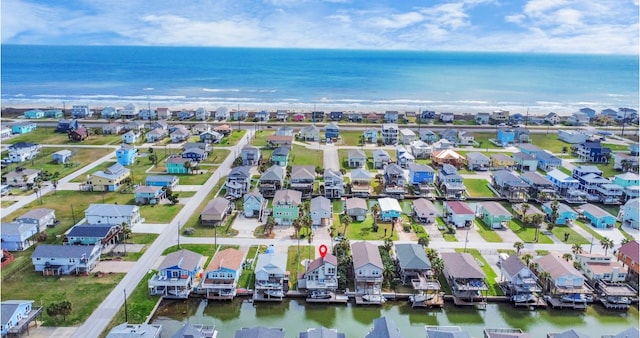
left=151, top=298, right=638, bottom=337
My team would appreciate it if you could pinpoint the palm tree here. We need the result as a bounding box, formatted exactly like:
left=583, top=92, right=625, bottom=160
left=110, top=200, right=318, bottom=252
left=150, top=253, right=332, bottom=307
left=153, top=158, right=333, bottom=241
left=371, top=203, right=381, bottom=220
left=513, top=241, right=524, bottom=255
left=520, top=203, right=530, bottom=223
left=383, top=262, right=395, bottom=289
left=184, top=160, right=192, bottom=174
left=537, top=270, right=551, bottom=293
left=522, top=253, right=534, bottom=268
left=340, top=213, right=352, bottom=236
left=430, top=257, right=444, bottom=279
left=571, top=243, right=584, bottom=255
left=265, top=216, right=276, bottom=236
left=418, top=235, right=430, bottom=247
left=530, top=214, right=544, bottom=242
left=550, top=199, right=560, bottom=224
left=621, top=238, right=630, bottom=245
left=562, top=253, right=573, bottom=262
left=600, top=237, right=614, bottom=255
left=292, top=219, right=302, bottom=239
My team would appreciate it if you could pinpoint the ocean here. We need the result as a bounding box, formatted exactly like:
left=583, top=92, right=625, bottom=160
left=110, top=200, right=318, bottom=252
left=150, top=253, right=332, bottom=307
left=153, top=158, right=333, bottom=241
left=1, top=45, right=638, bottom=115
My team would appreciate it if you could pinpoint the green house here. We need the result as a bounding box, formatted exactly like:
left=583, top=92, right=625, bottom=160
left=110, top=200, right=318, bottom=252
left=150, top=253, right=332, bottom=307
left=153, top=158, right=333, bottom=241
left=272, top=189, right=302, bottom=226
left=479, top=201, right=512, bottom=229
left=271, top=147, right=290, bottom=167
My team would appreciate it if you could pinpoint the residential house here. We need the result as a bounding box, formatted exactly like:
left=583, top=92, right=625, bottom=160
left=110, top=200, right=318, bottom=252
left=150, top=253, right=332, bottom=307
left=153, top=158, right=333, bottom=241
left=289, top=165, right=315, bottom=199
left=567, top=112, right=591, bottom=125
left=621, top=199, right=639, bottom=229
left=233, top=110, right=248, bottom=121
left=613, top=172, right=640, bottom=201
left=65, top=224, right=121, bottom=246
left=298, top=253, right=339, bottom=294
left=439, top=112, right=454, bottom=123
left=521, top=172, right=556, bottom=199
left=225, top=166, right=252, bottom=199
left=139, top=108, right=157, bottom=120
left=617, top=240, right=639, bottom=284
left=348, top=112, right=362, bottom=122
left=16, top=208, right=56, bottom=230
left=412, top=198, right=437, bottom=224
left=437, top=164, right=466, bottom=200
left=441, top=252, right=488, bottom=303
left=558, top=130, right=589, bottom=144
left=431, top=149, right=465, bottom=169
left=244, top=190, right=267, bottom=220
left=384, top=111, right=399, bottom=123
left=271, top=147, right=289, bottom=167
left=115, top=144, right=137, bottom=166
left=171, top=127, right=190, bottom=143
left=32, top=244, right=101, bottom=275
left=266, top=135, right=293, bottom=149
left=575, top=253, right=627, bottom=283
left=241, top=145, right=261, bottom=166
left=420, top=110, right=436, bottom=122
left=145, top=128, right=167, bottom=143
left=254, top=249, right=289, bottom=300
left=299, top=125, right=320, bottom=142
left=443, top=201, right=475, bottom=228
left=200, top=198, right=232, bottom=226
left=157, top=107, right=172, bottom=120
left=194, top=107, right=210, bottom=121
left=612, top=153, right=639, bottom=173
left=102, top=123, right=123, bottom=135
left=440, top=129, right=457, bottom=143
left=44, top=109, right=63, bottom=118
left=579, top=107, right=597, bottom=118
left=580, top=203, right=616, bottom=228
left=85, top=203, right=142, bottom=226
left=7, top=142, right=40, bottom=163
left=52, top=149, right=73, bottom=164
left=399, top=129, right=416, bottom=144
left=381, top=124, right=399, bottom=145
left=631, top=143, right=639, bottom=156
left=510, top=113, right=524, bottom=124
left=345, top=197, right=368, bottom=221
left=120, top=130, right=139, bottom=144
left=373, top=149, right=392, bottom=169
left=490, top=109, right=509, bottom=123
left=84, top=163, right=130, bottom=192
left=330, top=111, right=343, bottom=121
left=410, top=140, right=432, bottom=159
left=310, top=196, right=332, bottom=227
left=148, top=249, right=203, bottom=299
left=514, top=127, right=531, bottom=143
left=4, top=168, right=40, bottom=187
left=383, top=163, right=406, bottom=197
left=1, top=127, right=11, bottom=138
left=323, top=169, right=344, bottom=199
left=499, top=255, right=540, bottom=303
left=572, top=165, right=603, bottom=179
left=325, top=122, right=339, bottom=140
left=235, top=327, right=285, bottom=338
left=478, top=202, right=512, bottom=229
left=118, top=103, right=138, bottom=119
left=490, top=153, right=514, bottom=170
left=395, top=243, right=433, bottom=284
left=125, top=121, right=145, bottom=132
left=254, top=110, right=270, bottom=121
left=575, top=173, right=609, bottom=197
left=408, top=163, right=435, bottom=185
left=1, top=222, right=39, bottom=251
left=475, top=112, right=490, bottom=124
left=419, top=129, right=438, bottom=144
left=24, top=109, right=44, bottom=119
left=491, top=170, right=529, bottom=201
left=513, top=152, right=538, bottom=172
left=350, top=168, right=372, bottom=197
left=202, top=248, right=245, bottom=299
left=106, top=323, right=162, bottom=338
left=546, top=169, right=581, bottom=200
left=545, top=112, right=560, bottom=125
left=259, top=165, right=285, bottom=198
left=594, top=182, right=624, bottom=204
left=351, top=241, right=384, bottom=296
left=10, top=122, right=36, bottom=135
left=426, top=326, right=469, bottom=338
left=496, top=128, right=515, bottom=147
left=182, top=147, right=207, bottom=161
left=67, top=126, right=90, bottom=142
left=574, top=141, right=611, bottom=163
left=378, top=197, right=402, bottom=222
left=196, top=130, right=221, bottom=144
left=396, top=145, right=415, bottom=168
left=177, top=110, right=194, bottom=120
left=366, top=317, right=404, bottom=338
left=272, top=189, right=302, bottom=226
left=519, top=144, right=543, bottom=157
left=347, top=149, right=367, bottom=168
left=56, top=118, right=78, bottom=133
left=458, top=131, right=475, bottom=146
left=71, top=105, right=93, bottom=118
left=536, top=152, right=562, bottom=172
left=1, top=300, right=40, bottom=338
left=214, top=107, right=231, bottom=121
left=311, top=111, right=325, bottom=122
left=134, top=185, right=165, bottom=205
left=535, top=254, right=591, bottom=301
left=276, top=110, right=288, bottom=121
left=466, top=152, right=490, bottom=171
left=363, top=129, right=378, bottom=144
left=512, top=203, right=544, bottom=222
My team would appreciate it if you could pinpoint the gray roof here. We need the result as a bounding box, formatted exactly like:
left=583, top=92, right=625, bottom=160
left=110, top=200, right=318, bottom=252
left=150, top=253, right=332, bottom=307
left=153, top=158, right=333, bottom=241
left=373, top=149, right=390, bottom=158
left=261, top=165, right=285, bottom=181
left=480, top=202, right=511, bottom=217
left=580, top=203, right=613, bottom=219
left=291, top=165, right=316, bottom=180
left=365, top=317, right=404, bottom=338
left=52, top=149, right=73, bottom=157
left=273, top=189, right=302, bottom=206
left=384, top=163, right=404, bottom=175
left=348, top=149, right=366, bottom=159
left=492, top=170, right=529, bottom=188
left=310, top=196, right=331, bottom=212
left=1, top=300, right=34, bottom=328
left=323, top=168, right=343, bottom=180
left=441, top=252, right=485, bottom=279
left=501, top=254, right=528, bottom=277
left=255, top=253, right=287, bottom=275
left=466, top=152, right=490, bottom=162
left=350, top=168, right=372, bottom=180
left=549, top=329, right=590, bottom=338
left=512, top=152, right=536, bottom=161
left=345, top=197, right=368, bottom=211
left=408, top=163, right=434, bottom=172
left=146, top=175, right=178, bottom=183
left=425, top=326, right=470, bottom=338
left=158, top=249, right=203, bottom=271
left=1, top=222, right=37, bottom=236
left=229, top=166, right=251, bottom=178
left=68, top=225, right=115, bottom=238
left=612, top=327, right=639, bottom=338
left=521, top=172, right=554, bottom=186
left=412, top=198, right=436, bottom=215
left=234, top=327, right=285, bottom=338
left=352, top=241, right=383, bottom=270
left=490, top=153, right=513, bottom=162
left=171, top=322, right=206, bottom=338
left=395, top=244, right=431, bottom=270
left=17, top=208, right=55, bottom=221
left=201, top=198, right=231, bottom=216
left=85, top=204, right=138, bottom=217
left=299, top=327, right=345, bottom=338
left=543, top=201, right=575, bottom=215
left=32, top=244, right=97, bottom=259
left=107, top=323, right=162, bottom=338
left=272, top=147, right=290, bottom=156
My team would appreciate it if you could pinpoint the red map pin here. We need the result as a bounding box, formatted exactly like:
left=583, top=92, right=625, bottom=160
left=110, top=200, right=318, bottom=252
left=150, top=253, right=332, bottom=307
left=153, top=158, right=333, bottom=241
left=319, top=244, right=328, bottom=259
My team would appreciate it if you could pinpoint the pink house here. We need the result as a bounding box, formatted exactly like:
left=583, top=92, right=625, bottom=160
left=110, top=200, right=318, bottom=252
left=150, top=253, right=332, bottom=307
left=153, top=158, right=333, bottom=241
left=294, top=113, right=305, bottom=122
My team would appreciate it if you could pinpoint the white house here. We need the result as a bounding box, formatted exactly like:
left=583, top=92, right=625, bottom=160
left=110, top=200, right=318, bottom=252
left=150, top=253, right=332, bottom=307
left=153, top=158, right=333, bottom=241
left=195, top=107, right=211, bottom=121
left=84, top=204, right=142, bottom=227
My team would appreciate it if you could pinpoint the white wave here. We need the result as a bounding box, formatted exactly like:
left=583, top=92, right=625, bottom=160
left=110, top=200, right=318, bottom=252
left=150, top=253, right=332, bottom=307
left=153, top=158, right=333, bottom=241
left=607, top=93, right=627, bottom=97
left=202, top=88, right=240, bottom=92
left=143, top=87, right=154, bottom=91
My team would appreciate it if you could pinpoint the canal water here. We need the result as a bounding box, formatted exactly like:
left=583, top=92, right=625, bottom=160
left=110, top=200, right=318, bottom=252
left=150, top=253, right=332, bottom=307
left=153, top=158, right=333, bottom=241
left=150, top=298, right=638, bottom=337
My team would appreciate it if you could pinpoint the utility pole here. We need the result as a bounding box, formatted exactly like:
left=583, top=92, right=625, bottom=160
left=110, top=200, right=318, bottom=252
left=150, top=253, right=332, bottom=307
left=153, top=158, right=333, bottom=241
left=123, top=289, right=128, bottom=323
left=177, top=221, right=181, bottom=248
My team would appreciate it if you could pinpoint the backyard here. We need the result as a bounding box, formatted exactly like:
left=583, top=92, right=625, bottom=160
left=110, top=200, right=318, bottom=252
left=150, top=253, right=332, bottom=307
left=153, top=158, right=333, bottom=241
left=7, top=127, right=124, bottom=146
left=1, top=147, right=113, bottom=180
left=464, top=178, right=496, bottom=197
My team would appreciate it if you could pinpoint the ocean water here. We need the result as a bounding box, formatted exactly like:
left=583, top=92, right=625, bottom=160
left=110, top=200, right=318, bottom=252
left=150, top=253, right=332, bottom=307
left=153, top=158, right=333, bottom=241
left=1, top=45, right=638, bottom=114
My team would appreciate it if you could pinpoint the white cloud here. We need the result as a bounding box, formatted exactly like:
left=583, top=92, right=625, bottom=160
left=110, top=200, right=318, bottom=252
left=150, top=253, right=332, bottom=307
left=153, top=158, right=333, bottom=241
left=420, top=3, right=470, bottom=30
left=369, top=12, right=424, bottom=30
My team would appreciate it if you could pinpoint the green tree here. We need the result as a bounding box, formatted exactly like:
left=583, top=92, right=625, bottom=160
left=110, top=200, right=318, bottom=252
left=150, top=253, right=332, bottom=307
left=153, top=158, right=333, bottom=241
left=519, top=203, right=530, bottom=223
left=522, top=253, right=534, bottom=268
left=513, top=241, right=524, bottom=255
left=600, top=237, right=614, bottom=255
left=340, top=213, right=352, bottom=236
left=530, top=214, right=545, bottom=242
left=538, top=271, right=551, bottom=293
left=562, top=253, right=573, bottom=262
left=265, top=216, right=275, bottom=236
left=383, top=238, right=393, bottom=252
left=417, top=235, right=430, bottom=247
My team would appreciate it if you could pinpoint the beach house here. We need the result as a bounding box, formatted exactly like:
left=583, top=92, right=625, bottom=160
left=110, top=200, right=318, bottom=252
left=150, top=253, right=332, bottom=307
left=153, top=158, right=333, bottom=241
left=613, top=172, right=640, bottom=201
left=276, top=110, right=288, bottom=121
left=580, top=203, right=616, bottom=228
left=348, top=112, right=362, bottom=122
left=475, top=112, right=490, bottom=124
left=225, top=166, right=252, bottom=199
left=513, top=152, right=538, bottom=172
left=395, top=243, right=433, bottom=285
left=558, top=130, right=589, bottom=144
left=156, top=107, right=172, bottom=120
left=323, top=168, right=345, bottom=199
left=65, top=224, right=122, bottom=246
left=8, top=142, right=40, bottom=163
left=145, top=128, right=167, bottom=143
left=241, top=145, right=261, bottom=166
left=535, top=152, right=562, bottom=172
left=199, top=130, right=223, bottom=144
left=490, top=153, right=514, bottom=170
left=478, top=201, right=512, bottom=229
left=443, top=201, right=475, bottom=228
left=32, top=244, right=101, bottom=275
left=103, top=123, right=124, bottom=135
left=272, top=189, right=302, bottom=226
left=200, top=198, right=233, bottom=226
left=233, top=110, right=248, bottom=121
left=121, top=130, right=140, bottom=144
left=133, top=185, right=165, bottom=205
left=381, top=124, right=399, bottom=145
left=535, top=254, right=591, bottom=303
left=410, top=140, right=432, bottom=159
left=56, top=119, right=78, bottom=133
left=119, top=103, right=139, bottom=119
left=362, top=128, right=378, bottom=144
left=396, top=145, right=415, bottom=168
left=378, top=197, right=402, bottom=222
left=148, top=249, right=203, bottom=299
left=490, top=109, right=509, bottom=123
left=439, top=129, right=457, bottom=143
left=347, top=149, right=367, bottom=168
left=312, top=111, right=325, bottom=122
left=546, top=169, right=580, bottom=199
left=408, top=163, right=435, bottom=185
left=166, top=155, right=194, bottom=174
left=298, top=253, right=339, bottom=295
left=420, top=110, right=436, bottom=122
left=271, top=147, right=290, bottom=167
left=345, top=197, right=368, bottom=221
left=383, top=163, right=406, bottom=197
left=542, top=201, right=578, bottom=225
left=441, top=252, right=488, bottom=304
left=324, top=122, right=340, bottom=140
left=299, top=124, right=320, bottom=142
left=350, top=168, right=372, bottom=197
left=437, top=164, right=466, bottom=200
left=16, top=208, right=57, bottom=230
left=384, top=110, right=399, bottom=123
left=466, top=152, right=490, bottom=171
left=85, top=203, right=142, bottom=226
left=431, top=149, right=465, bottom=169
left=310, top=196, right=332, bottom=227
left=457, top=131, right=475, bottom=146
left=4, top=168, right=40, bottom=187
left=575, top=141, right=612, bottom=163
left=621, top=199, right=639, bottom=229
left=139, top=108, right=156, bottom=120
left=83, top=163, right=130, bottom=192
left=521, top=172, right=556, bottom=199
left=373, top=149, right=391, bottom=169
left=52, top=149, right=73, bottom=164
left=412, top=198, right=437, bottom=224
left=419, top=129, right=438, bottom=143
left=496, top=128, right=515, bottom=147
left=24, top=109, right=44, bottom=119
left=1, top=222, right=39, bottom=251
left=351, top=241, right=384, bottom=297
left=1, top=300, right=40, bottom=338
left=330, top=111, right=343, bottom=121
left=71, top=105, right=93, bottom=118
left=101, top=107, right=119, bottom=119
left=11, top=122, right=36, bottom=135
left=254, top=249, right=289, bottom=300
left=44, top=109, right=63, bottom=118
left=259, top=165, right=285, bottom=197
left=491, top=170, right=530, bottom=201
left=499, top=255, right=540, bottom=304
left=617, top=241, right=639, bottom=281
left=439, top=112, right=454, bottom=123
left=399, top=128, right=416, bottom=144
left=289, top=165, right=315, bottom=199
left=201, top=248, right=245, bottom=299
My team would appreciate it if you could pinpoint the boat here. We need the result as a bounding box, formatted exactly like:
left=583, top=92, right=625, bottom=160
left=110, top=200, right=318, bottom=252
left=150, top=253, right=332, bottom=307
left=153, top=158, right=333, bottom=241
left=265, top=290, right=284, bottom=298
left=409, top=293, right=435, bottom=303
left=362, top=294, right=386, bottom=303
left=511, top=293, right=535, bottom=303
left=309, top=290, right=332, bottom=299
left=608, top=296, right=631, bottom=304
left=561, top=294, right=586, bottom=303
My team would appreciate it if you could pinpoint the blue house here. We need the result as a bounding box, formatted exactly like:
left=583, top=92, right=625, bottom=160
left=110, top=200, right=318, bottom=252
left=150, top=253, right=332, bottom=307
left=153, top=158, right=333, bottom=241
left=0, top=222, right=39, bottom=251
left=384, top=111, right=399, bottom=123
left=519, top=144, right=543, bottom=156
left=182, top=148, right=207, bottom=161
left=148, top=249, right=203, bottom=299
left=630, top=143, right=639, bottom=156
left=440, top=129, right=457, bottom=143
left=408, top=163, right=435, bottom=185
left=177, top=110, right=194, bottom=120
left=241, top=145, right=261, bottom=166
left=255, top=110, right=270, bottom=121
left=145, top=175, right=179, bottom=189
left=233, top=110, right=248, bottom=121
left=244, top=190, right=266, bottom=219
left=536, top=152, right=562, bottom=172
left=24, top=109, right=44, bottom=119
left=1, top=300, right=38, bottom=337
left=325, top=122, right=340, bottom=139
left=11, top=122, right=36, bottom=134
left=134, top=185, right=165, bottom=205
left=312, top=111, right=325, bottom=122
left=496, top=128, right=515, bottom=146
left=419, top=129, right=438, bottom=143
left=542, top=202, right=577, bottom=225
left=378, top=197, right=402, bottom=221
left=51, top=149, right=73, bottom=164
left=56, top=119, right=78, bottom=133
left=363, top=129, right=378, bottom=144
left=101, top=107, right=120, bottom=119
left=420, top=110, right=436, bottom=122
left=115, top=144, right=137, bottom=166
left=44, top=109, right=63, bottom=118
left=202, top=248, right=246, bottom=299
left=271, top=147, right=290, bottom=166
left=66, top=224, right=121, bottom=246
left=576, top=141, right=612, bottom=163
left=31, top=244, right=101, bottom=275
left=580, top=203, right=616, bottom=229
left=330, top=111, right=343, bottom=121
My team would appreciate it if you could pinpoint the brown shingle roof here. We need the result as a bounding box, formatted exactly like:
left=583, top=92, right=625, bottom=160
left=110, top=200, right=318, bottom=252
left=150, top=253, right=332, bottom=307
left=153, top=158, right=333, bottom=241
left=441, top=252, right=485, bottom=279
left=206, top=248, right=245, bottom=272
left=351, top=241, right=383, bottom=270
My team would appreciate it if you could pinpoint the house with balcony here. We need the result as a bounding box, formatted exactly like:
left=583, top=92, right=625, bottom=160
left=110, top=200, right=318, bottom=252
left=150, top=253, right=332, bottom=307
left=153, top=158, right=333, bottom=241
left=419, top=129, right=438, bottom=144
left=362, top=129, right=378, bottom=144
left=536, top=152, right=562, bottom=172
left=121, top=130, right=140, bottom=144
left=1, top=300, right=41, bottom=338
left=399, top=129, right=416, bottom=144
left=409, top=140, right=432, bottom=159
left=535, top=254, right=592, bottom=306
left=419, top=110, right=436, bottom=122
left=408, top=163, right=435, bottom=198
left=439, top=112, right=454, bottom=123
left=170, top=127, right=190, bottom=143
left=542, top=201, right=577, bottom=225
left=133, top=185, right=165, bottom=205
left=1, top=222, right=39, bottom=251
left=24, top=109, right=44, bottom=119
left=177, top=110, right=194, bottom=121
left=572, top=165, right=603, bottom=179
left=381, top=124, right=399, bottom=145
left=496, top=128, right=515, bottom=147
left=520, top=172, right=556, bottom=199
left=310, top=196, right=332, bottom=227
left=478, top=201, right=512, bottom=229
left=56, top=118, right=78, bottom=133
left=580, top=203, right=616, bottom=228
left=439, top=129, right=457, bottom=144
left=576, top=173, right=610, bottom=198
left=594, top=183, right=624, bottom=204
left=347, top=112, right=362, bottom=122
left=299, top=125, right=320, bottom=142
left=350, top=168, right=372, bottom=197
left=115, top=144, right=137, bottom=166
left=32, top=244, right=101, bottom=276
left=437, top=164, right=466, bottom=200
left=519, top=144, right=543, bottom=157
left=255, top=110, right=270, bottom=121
left=290, top=165, right=315, bottom=199
left=323, top=169, right=344, bottom=199
left=499, top=255, right=540, bottom=304
left=117, top=103, right=138, bottom=119
left=458, top=131, right=475, bottom=146
left=200, top=198, right=232, bottom=226
left=193, top=107, right=210, bottom=121
left=490, top=109, right=509, bottom=123
left=558, top=130, right=589, bottom=144
left=273, top=189, right=302, bottom=226
left=329, top=111, right=343, bottom=121
left=431, top=149, right=465, bottom=169
left=491, top=170, right=529, bottom=201
left=567, top=112, right=590, bottom=125
left=269, top=147, right=289, bottom=167
left=201, top=248, right=245, bottom=299
left=574, top=141, right=611, bottom=163
left=254, top=249, right=289, bottom=301
left=241, top=145, right=261, bottom=166
left=292, top=112, right=305, bottom=121
left=384, top=111, right=399, bottom=123
left=613, top=172, right=640, bottom=201
left=514, top=127, right=530, bottom=143
left=199, top=130, right=223, bottom=144
left=145, top=175, right=178, bottom=189
left=383, top=163, right=406, bottom=197
left=233, top=110, right=248, bottom=121
left=613, top=153, right=640, bottom=174
left=396, top=145, right=415, bottom=168
left=466, top=152, right=490, bottom=171
left=15, top=208, right=56, bottom=230
left=145, top=128, right=167, bottom=143
left=441, top=252, right=488, bottom=305
left=373, top=149, right=392, bottom=169
left=351, top=241, right=384, bottom=299
left=266, top=135, right=293, bottom=149
left=325, top=122, right=340, bottom=140
left=298, top=253, right=338, bottom=295
left=347, top=149, right=366, bottom=168
left=4, top=168, right=40, bottom=187
left=156, top=107, right=172, bottom=120
left=621, top=199, right=639, bottom=229
left=65, top=224, right=122, bottom=246
left=71, top=105, right=93, bottom=118
left=243, top=189, right=267, bottom=220
left=311, top=111, right=325, bottom=122
left=182, top=147, right=207, bottom=162
left=576, top=253, right=627, bottom=283
left=85, top=203, right=142, bottom=227
left=83, top=163, right=131, bottom=192
left=378, top=197, right=402, bottom=222
left=149, top=249, right=203, bottom=299
left=412, top=198, right=437, bottom=224
left=433, top=139, right=453, bottom=151
left=166, top=155, right=195, bottom=174
left=443, top=201, right=475, bottom=228
left=546, top=169, right=582, bottom=201
left=345, top=197, right=368, bottom=221
left=139, top=108, right=157, bottom=120
left=490, top=153, right=514, bottom=170
left=475, top=112, right=490, bottom=124
left=395, top=243, right=434, bottom=285
left=272, top=110, right=286, bottom=121
left=225, top=166, right=251, bottom=200
left=44, top=109, right=63, bottom=118
left=617, top=240, right=639, bottom=285
left=512, top=152, right=538, bottom=172
left=8, top=142, right=41, bottom=163
left=259, top=165, right=285, bottom=198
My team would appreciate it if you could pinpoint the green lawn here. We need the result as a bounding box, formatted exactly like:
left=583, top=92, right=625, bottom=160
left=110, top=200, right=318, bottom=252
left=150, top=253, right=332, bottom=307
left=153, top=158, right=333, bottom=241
left=471, top=133, right=503, bottom=150
left=455, top=248, right=502, bottom=296
left=529, top=134, right=568, bottom=153
left=212, top=130, right=246, bottom=147
left=339, top=214, right=399, bottom=240
left=338, top=131, right=364, bottom=146
left=102, top=270, right=159, bottom=336
left=436, top=217, right=458, bottom=241
left=558, top=167, right=572, bottom=175
left=7, top=127, right=122, bottom=146
left=473, top=218, right=504, bottom=242
left=1, top=147, right=113, bottom=179
left=181, top=176, right=239, bottom=237
left=287, top=245, right=316, bottom=289
left=289, top=145, right=323, bottom=166
left=464, top=178, right=496, bottom=197
left=250, top=130, right=275, bottom=146
left=549, top=224, right=589, bottom=245
left=506, top=218, right=553, bottom=244
left=237, top=245, right=267, bottom=289
left=602, top=143, right=630, bottom=151
left=595, top=161, right=623, bottom=179
left=202, top=149, right=231, bottom=165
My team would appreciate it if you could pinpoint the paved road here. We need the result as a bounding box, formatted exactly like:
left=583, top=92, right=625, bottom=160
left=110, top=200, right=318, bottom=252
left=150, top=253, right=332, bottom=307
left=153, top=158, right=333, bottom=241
left=323, top=142, right=340, bottom=170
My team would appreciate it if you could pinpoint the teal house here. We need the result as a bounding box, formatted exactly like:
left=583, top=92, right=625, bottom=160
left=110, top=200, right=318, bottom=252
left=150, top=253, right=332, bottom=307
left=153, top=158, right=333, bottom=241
left=115, top=144, right=137, bottom=166
left=243, top=190, right=266, bottom=219
left=580, top=203, right=616, bottom=228
left=44, top=109, right=64, bottom=118
left=271, top=147, right=290, bottom=167
left=478, top=201, right=512, bottom=229
left=272, top=189, right=302, bottom=226
left=134, top=185, right=165, bottom=205
left=542, top=202, right=577, bottom=225
left=24, top=109, right=44, bottom=119
left=11, top=122, right=36, bottom=134
left=166, top=155, right=193, bottom=174
left=66, top=224, right=121, bottom=246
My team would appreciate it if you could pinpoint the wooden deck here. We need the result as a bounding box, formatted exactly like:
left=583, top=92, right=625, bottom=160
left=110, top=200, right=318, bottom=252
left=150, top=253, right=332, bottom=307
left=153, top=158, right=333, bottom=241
left=411, top=293, right=445, bottom=308
left=306, top=294, right=349, bottom=304
left=545, top=297, right=587, bottom=310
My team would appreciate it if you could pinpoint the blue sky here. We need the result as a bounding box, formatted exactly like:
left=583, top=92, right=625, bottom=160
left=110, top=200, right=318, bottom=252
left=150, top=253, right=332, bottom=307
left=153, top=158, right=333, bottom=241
left=2, top=0, right=638, bottom=54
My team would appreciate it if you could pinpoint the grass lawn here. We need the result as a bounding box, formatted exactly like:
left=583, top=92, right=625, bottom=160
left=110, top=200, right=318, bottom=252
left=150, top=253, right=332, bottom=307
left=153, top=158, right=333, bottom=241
left=549, top=224, right=589, bottom=245
left=1, top=147, right=112, bottom=179
left=558, top=167, right=572, bottom=175
left=339, top=214, right=399, bottom=240
left=8, top=127, right=122, bottom=146
left=471, top=133, right=503, bottom=150
left=237, top=245, right=269, bottom=290
left=287, top=245, right=316, bottom=290
left=250, top=130, right=275, bottom=147
left=338, top=131, right=363, bottom=146
left=529, top=134, right=568, bottom=153
left=474, top=218, right=504, bottom=242
left=464, top=178, right=496, bottom=197
left=203, top=149, right=230, bottom=165
left=455, top=248, right=502, bottom=296
left=436, top=217, right=458, bottom=241
left=602, top=143, right=630, bottom=151
left=290, top=146, right=323, bottom=166
left=181, top=176, right=239, bottom=237
left=212, top=130, right=246, bottom=147
left=574, top=219, right=605, bottom=242
left=506, top=218, right=553, bottom=244
left=115, top=233, right=159, bottom=261
left=595, top=161, right=623, bottom=179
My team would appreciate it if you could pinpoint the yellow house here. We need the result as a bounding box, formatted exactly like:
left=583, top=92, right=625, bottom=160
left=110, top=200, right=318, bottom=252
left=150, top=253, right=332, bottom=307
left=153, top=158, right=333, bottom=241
left=490, top=153, right=515, bottom=170
left=85, top=163, right=131, bottom=192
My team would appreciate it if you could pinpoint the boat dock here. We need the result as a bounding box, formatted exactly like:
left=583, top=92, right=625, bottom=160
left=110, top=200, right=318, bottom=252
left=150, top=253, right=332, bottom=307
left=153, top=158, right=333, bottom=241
left=545, top=297, right=587, bottom=310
